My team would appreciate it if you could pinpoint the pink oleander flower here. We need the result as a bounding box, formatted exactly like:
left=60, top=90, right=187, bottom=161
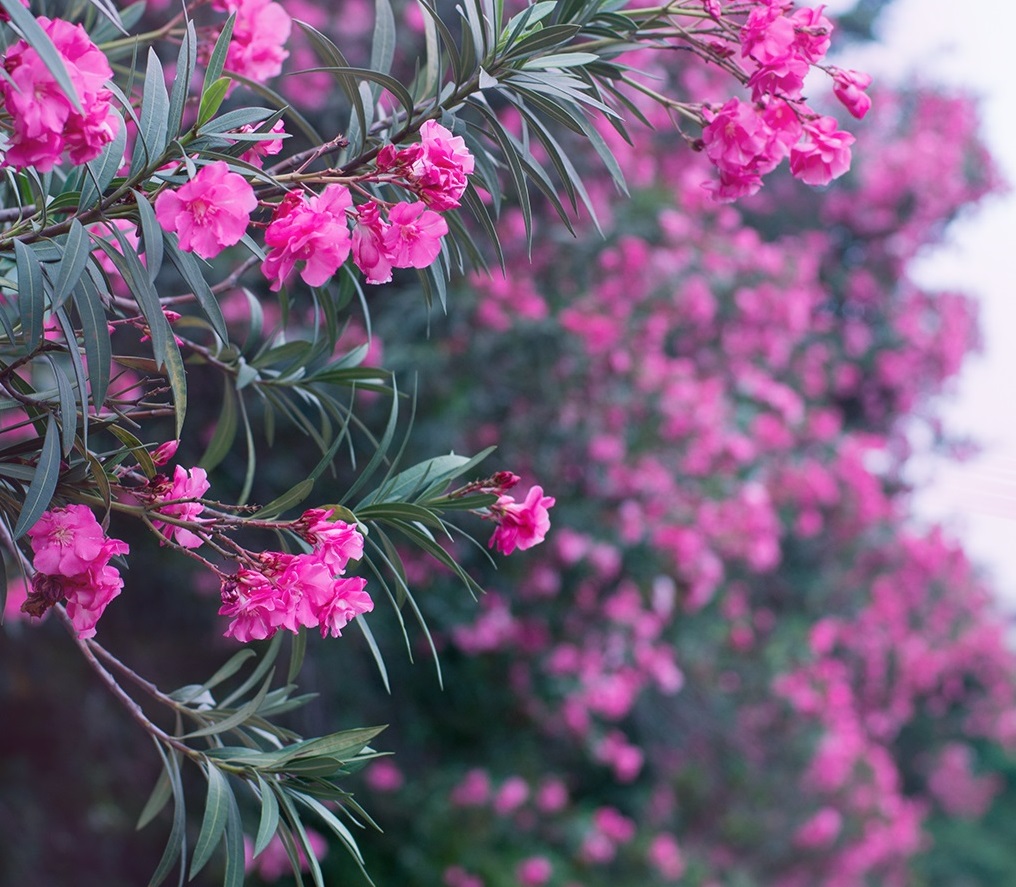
left=832, top=67, right=873, bottom=119
left=408, top=120, right=476, bottom=210
left=24, top=505, right=129, bottom=637
left=151, top=439, right=180, bottom=466
left=740, top=4, right=796, bottom=66
left=295, top=509, right=365, bottom=573
left=790, top=115, right=855, bottom=185
left=382, top=201, right=448, bottom=270
left=213, top=0, right=292, bottom=84
left=238, top=119, right=286, bottom=166
left=488, top=485, right=556, bottom=555
left=60, top=563, right=126, bottom=639
left=155, top=161, right=256, bottom=258
left=790, top=4, right=833, bottom=63
left=27, top=504, right=126, bottom=577
left=352, top=201, right=394, bottom=284
left=219, top=543, right=371, bottom=642
left=701, top=98, right=770, bottom=174
left=1, top=17, right=119, bottom=171
left=150, top=465, right=211, bottom=549
left=261, top=185, right=353, bottom=290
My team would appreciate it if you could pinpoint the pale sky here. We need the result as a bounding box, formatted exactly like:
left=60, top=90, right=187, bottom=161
left=828, top=0, right=1016, bottom=608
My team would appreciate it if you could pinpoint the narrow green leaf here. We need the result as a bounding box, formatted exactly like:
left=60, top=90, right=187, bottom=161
left=167, top=21, right=197, bottom=140
left=14, top=239, right=46, bottom=349
left=75, top=265, right=112, bottom=410
left=136, top=768, right=173, bottom=831
left=13, top=416, right=60, bottom=539
left=133, top=190, right=164, bottom=283
left=107, top=425, right=157, bottom=478
left=196, top=77, right=231, bottom=129
left=183, top=669, right=275, bottom=739
left=203, top=13, right=235, bottom=88
left=53, top=220, right=91, bottom=310
left=220, top=632, right=283, bottom=708
left=53, top=307, right=91, bottom=455
left=252, top=478, right=314, bottom=520
left=44, top=355, right=77, bottom=457
left=189, top=766, right=231, bottom=880
left=223, top=782, right=245, bottom=887
left=287, top=629, right=307, bottom=685
left=130, top=48, right=171, bottom=175
left=355, top=616, right=390, bottom=693
left=370, top=0, right=397, bottom=77
left=253, top=775, right=280, bottom=857
left=147, top=746, right=186, bottom=887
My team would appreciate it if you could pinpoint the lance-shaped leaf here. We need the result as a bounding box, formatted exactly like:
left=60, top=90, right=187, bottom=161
left=13, top=415, right=61, bottom=539
left=52, top=220, right=91, bottom=310
left=130, top=48, right=171, bottom=175
left=253, top=775, right=281, bottom=857
left=189, top=765, right=231, bottom=880
left=14, top=239, right=46, bottom=349
left=167, top=21, right=197, bottom=140
left=79, top=111, right=127, bottom=211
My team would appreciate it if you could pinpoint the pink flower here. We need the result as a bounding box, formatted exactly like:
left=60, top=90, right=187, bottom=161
left=488, top=486, right=556, bottom=555
left=214, top=0, right=292, bottom=84
left=1, top=17, right=119, bottom=171
left=701, top=98, right=770, bottom=175
left=295, top=509, right=365, bottom=573
left=155, top=161, right=256, bottom=258
left=409, top=120, right=475, bottom=210
left=238, top=119, right=286, bottom=166
left=790, top=116, right=855, bottom=185
left=832, top=68, right=874, bottom=119
left=24, top=505, right=129, bottom=637
left=261, top=185, right=353, bottom=290
left=150, top=465, right=211, bottom=549
left=790, top=4, right=833, bottom=63
left=382, top=201, right=448, bottom=270
left=27, top=504, right=114, bottom=577
left=516, top=857, right=552, bottom=887
left=60, top=563, right=125, bottom=639
left=352, top=201, right=394, bottom=284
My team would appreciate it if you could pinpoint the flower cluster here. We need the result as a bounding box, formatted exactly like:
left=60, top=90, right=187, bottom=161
left=487, top=486, right=557, bottom=556
left=1, top=17, right=119, bottom=171
left=154, top=161, right=258, bottom=259
left=697, top=2, right=868, bottom=199
left=378, top=120, right=477, bottom=211
left=149, top=465, right=211, bottom=549
left=210, top=0, right=292, bottom=84
left=218, top=509, right=371, bottom=642
left=22, top=505, right=129, bottom=638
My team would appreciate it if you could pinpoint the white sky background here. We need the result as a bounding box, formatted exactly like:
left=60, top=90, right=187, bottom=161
left=824, top=0, right=1016, bottom=608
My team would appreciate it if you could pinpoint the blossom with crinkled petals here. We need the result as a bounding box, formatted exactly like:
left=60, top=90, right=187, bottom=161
left=24, top=505, right=129, bottom=637
left=28, top=504, right=113, bottom=577
left=239, top=119, right=286, bottom=166
left=409, top=120, right=475, bottom=210
left=790, top=4, right=833, bottom=63
left=296, top=509, right=365, bottom=573
left=151, top=465, right=211, bottom=548
left=155, top=161, right=256, bottom=258
left=1, top=17, right=119, bottom=171
left=212, top=0, right=292, bottom=84
left=261, top=185, right=353, bottom=290
left=382, top=201, right=448, bottom=269
left=790, top=116, right=855, bottom=185
left=488, top=486, right=556, bottom=555
left=351, top=201, right=394, bottom=284
left=61, top=563, right=125, bottom=639
left=832, top=68, right=873, bottom=119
